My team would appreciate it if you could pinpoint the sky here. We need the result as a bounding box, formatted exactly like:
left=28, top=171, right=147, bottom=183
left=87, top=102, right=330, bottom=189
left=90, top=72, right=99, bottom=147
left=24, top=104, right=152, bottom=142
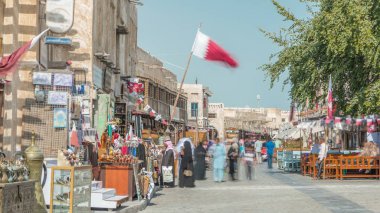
left=137, top=0, right=310, bottom=110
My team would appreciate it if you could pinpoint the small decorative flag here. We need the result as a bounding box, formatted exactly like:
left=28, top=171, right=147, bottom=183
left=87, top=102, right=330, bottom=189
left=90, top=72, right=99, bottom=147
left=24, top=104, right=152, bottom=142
left=355, top=119, right=363, bottom=126
left=346, top=118, right=352, bottom=125
left=192, top=30, right=238, bottom=68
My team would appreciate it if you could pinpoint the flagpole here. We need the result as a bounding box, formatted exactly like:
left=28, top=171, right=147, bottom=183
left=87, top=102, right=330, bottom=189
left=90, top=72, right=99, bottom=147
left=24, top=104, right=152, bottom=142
left=170, top=51, right=193, bottom=121
left=169, top=26, right=201, bottom=124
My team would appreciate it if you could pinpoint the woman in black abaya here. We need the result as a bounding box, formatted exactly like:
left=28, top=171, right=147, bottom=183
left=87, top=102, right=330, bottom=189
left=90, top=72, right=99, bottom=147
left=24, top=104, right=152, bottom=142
left=179, top=140, right=195, bottom=188
left=194, top=141, right=207, bottom=180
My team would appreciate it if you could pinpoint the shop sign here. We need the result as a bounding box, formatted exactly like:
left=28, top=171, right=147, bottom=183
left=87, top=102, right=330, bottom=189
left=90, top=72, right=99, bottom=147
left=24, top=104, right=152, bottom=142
left=93, top=65, right=103, bottom=89
left=46, top=0, right=74, bottom=33
left=104, top=68, right=113, bottom=91
left=45, top=36, right=72, bottom=45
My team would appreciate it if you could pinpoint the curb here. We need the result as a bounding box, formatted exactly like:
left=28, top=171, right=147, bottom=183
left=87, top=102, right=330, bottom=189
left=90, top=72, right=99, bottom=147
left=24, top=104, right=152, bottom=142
left=118, top=187, right=158, bottom=213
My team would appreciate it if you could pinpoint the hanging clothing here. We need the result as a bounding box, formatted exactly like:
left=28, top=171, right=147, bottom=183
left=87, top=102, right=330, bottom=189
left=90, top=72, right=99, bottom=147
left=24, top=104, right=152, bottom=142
left=194, top=144, right=207, bottom=180
left=179, top=141, right=195, bottom=188
left=161, top=147, right=175, bottom=187
left=213, top=143, right=226, bottom=182
left=137, top=143, right=147, bottom=169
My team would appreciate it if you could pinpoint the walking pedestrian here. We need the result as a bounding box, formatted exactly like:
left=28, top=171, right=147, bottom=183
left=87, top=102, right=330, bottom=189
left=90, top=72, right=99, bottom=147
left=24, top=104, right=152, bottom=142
left=316, top=138, right=329, bottom=179
left=237, top=139, right=246, bottom=180
left=161, top=137, right=175, bottom=188
left=244, top=142, right=255, bottom=180
left=194, top=140, right=207, bottom=180
left=179, top=140, right=195, bottom=188
left=228, top=141, right=238, bottom=181
left=213, top=138, right=226, bottom=182
left=266, top=137, right=275, bottom=169
left=254, top=137, right=262, bottom=164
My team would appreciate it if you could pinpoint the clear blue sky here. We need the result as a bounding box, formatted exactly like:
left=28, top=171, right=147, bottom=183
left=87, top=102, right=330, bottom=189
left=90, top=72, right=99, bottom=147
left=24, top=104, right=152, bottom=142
left=137, top=0, right=309, bottom=110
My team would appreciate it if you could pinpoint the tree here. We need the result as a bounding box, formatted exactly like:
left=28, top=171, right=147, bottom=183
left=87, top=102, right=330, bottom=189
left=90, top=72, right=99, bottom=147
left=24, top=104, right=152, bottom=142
left=261, top=0, right=380, bottom=115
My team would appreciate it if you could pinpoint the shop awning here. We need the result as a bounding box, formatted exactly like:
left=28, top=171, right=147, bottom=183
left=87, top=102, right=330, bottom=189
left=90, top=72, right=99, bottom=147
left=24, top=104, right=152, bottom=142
left=297, top=120, right=324, bottom=133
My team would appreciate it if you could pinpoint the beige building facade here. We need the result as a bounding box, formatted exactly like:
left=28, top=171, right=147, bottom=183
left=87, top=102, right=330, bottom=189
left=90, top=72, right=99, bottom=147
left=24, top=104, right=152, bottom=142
left=0, top=0, right=138, bottom=157
left=208, top=104, right=293, bottom=140
left=182, top=84, right=212, bottom=129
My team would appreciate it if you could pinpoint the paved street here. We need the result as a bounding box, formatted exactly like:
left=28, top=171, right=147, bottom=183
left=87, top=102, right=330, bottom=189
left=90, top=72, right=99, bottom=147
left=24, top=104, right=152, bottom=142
left=143, top=164, right=380, bottom=213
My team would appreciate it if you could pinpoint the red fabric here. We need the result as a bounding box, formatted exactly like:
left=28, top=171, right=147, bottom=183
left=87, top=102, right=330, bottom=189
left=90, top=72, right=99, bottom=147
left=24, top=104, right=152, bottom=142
left=0, top=41, right=32, bottom=76
left=121, top=146, right=128, bottom=155
left=204, top=40, right=238, bottom=68
left=334, top=117, right=341, bottom=124
left=70, top=130, right=80, bottom=147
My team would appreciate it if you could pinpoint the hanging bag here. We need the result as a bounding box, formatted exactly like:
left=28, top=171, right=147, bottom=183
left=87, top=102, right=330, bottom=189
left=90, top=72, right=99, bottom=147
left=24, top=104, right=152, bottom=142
left=183, top=163, right=193, bottom=177
left=162, top=166, right=173, bottom=183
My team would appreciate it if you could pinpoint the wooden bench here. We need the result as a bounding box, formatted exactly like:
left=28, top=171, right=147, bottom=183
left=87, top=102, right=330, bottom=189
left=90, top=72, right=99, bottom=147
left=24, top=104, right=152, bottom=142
left=322, top=155, right=341, bottom=179
left=339, top=156, right=380, bottom=180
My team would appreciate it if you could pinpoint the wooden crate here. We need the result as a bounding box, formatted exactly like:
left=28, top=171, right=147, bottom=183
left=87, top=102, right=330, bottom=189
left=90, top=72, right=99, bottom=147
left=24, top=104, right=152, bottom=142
left=0, top=181, right=35, bottom=213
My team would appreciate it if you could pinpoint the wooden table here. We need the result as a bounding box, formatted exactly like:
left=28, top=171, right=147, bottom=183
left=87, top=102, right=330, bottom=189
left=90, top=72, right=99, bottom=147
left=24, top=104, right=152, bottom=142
left=100, top=164, right=135, bottom=201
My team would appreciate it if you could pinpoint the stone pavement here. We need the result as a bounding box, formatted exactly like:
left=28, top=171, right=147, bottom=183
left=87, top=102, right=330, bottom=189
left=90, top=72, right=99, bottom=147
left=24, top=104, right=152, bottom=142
left=141, top=163, right=380, bottom=213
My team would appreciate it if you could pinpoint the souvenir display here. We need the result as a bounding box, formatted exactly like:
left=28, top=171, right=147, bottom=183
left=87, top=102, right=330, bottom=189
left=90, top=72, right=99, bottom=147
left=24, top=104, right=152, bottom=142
left=0, top=154, right=30, bottom=183
left=50, top=166, right=92, bottom=213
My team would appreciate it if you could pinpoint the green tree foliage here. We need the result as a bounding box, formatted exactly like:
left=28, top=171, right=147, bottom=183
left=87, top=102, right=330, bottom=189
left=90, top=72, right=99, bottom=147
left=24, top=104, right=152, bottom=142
left=261, top=0, right=380, bottom=115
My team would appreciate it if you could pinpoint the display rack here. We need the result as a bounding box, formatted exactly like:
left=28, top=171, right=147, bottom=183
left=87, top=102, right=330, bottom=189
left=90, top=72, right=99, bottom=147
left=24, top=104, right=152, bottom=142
left=115, top=102, right=127, bottom=137
left=50, top=166, right=92, bottom=213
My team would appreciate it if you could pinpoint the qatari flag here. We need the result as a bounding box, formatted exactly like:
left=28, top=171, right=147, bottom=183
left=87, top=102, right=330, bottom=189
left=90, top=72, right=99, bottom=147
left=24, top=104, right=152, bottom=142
left=192, top=30, right=238, bottom=68
left=327, top=75, right=333, bottom=120
left=0, top=29, right=49, bottom=76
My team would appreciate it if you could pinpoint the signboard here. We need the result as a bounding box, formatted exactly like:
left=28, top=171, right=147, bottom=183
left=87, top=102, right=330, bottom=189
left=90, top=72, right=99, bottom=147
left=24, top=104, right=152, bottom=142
left=53, top=108, right=67, bottom=128
left=45, top=36, right=72, bottom=45
left=47, top=91, right=67, bottom=105
left=93, top=65, right=103, bottom=89
left=104, top=68, right=113, bottom=91
left=33, top=72, right=52, bottom=85
left=54, top=73, right=73, bottom=87
left=46, top=0, right=74, bottom=33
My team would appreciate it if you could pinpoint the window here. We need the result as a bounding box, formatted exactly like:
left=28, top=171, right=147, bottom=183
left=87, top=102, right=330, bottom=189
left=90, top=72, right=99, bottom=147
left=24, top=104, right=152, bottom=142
left=208, top=113, right=216, bottom=118
left=191, top=102, right=198, bottom=117
left=282, top=118, right=286, bottom=122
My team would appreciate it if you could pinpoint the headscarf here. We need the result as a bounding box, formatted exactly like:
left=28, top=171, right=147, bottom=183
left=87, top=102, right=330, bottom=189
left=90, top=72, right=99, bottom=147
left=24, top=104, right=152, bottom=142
left=182, top=141, right=193, bottom=165
left=164, top=140, right=174, bottom=152
left=232, top=142, right=238, bottom=151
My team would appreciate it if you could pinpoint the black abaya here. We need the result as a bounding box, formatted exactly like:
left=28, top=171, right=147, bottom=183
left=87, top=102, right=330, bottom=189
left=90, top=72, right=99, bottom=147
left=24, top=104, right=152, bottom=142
left=179, top=141, right=195, bottom=188
left=194, top=144, right=207, bottom=180
left=137, top=143, right=146, bottom=168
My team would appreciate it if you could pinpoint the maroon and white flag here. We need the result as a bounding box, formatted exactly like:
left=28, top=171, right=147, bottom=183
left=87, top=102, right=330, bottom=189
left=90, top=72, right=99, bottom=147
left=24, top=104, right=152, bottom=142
left=192, top=30, right=238, bottom=68
left=0, top=29, right=49, bottom=76
left=326, top=75, right=333, bottom=123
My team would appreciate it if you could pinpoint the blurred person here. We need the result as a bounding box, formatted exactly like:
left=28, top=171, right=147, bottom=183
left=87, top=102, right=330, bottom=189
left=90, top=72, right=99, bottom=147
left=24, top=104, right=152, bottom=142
left=238, top=139, right=246, bottom=180
left=316, top=138, right=329, bottom=179
left=179, top=140, right=195, bottom=188
left=213, top=138, right=226, bottom=182
left=359, top=140, right=379, bottom=174
left=244, top=142, right=256, bottom=180
left=228, top=141, right=239, bottom=181
left=161, top=137, right=175, bottom=188
left=194, top=140, right=208, bottom=180
left=254, top=137, right=262, bottom=164
left=266, top=137, right=275, bottom=169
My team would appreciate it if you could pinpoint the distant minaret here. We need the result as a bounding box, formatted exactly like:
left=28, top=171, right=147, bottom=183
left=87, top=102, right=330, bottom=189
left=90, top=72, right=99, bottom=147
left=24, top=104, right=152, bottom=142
left=195, top=77, right=198, bottom=84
